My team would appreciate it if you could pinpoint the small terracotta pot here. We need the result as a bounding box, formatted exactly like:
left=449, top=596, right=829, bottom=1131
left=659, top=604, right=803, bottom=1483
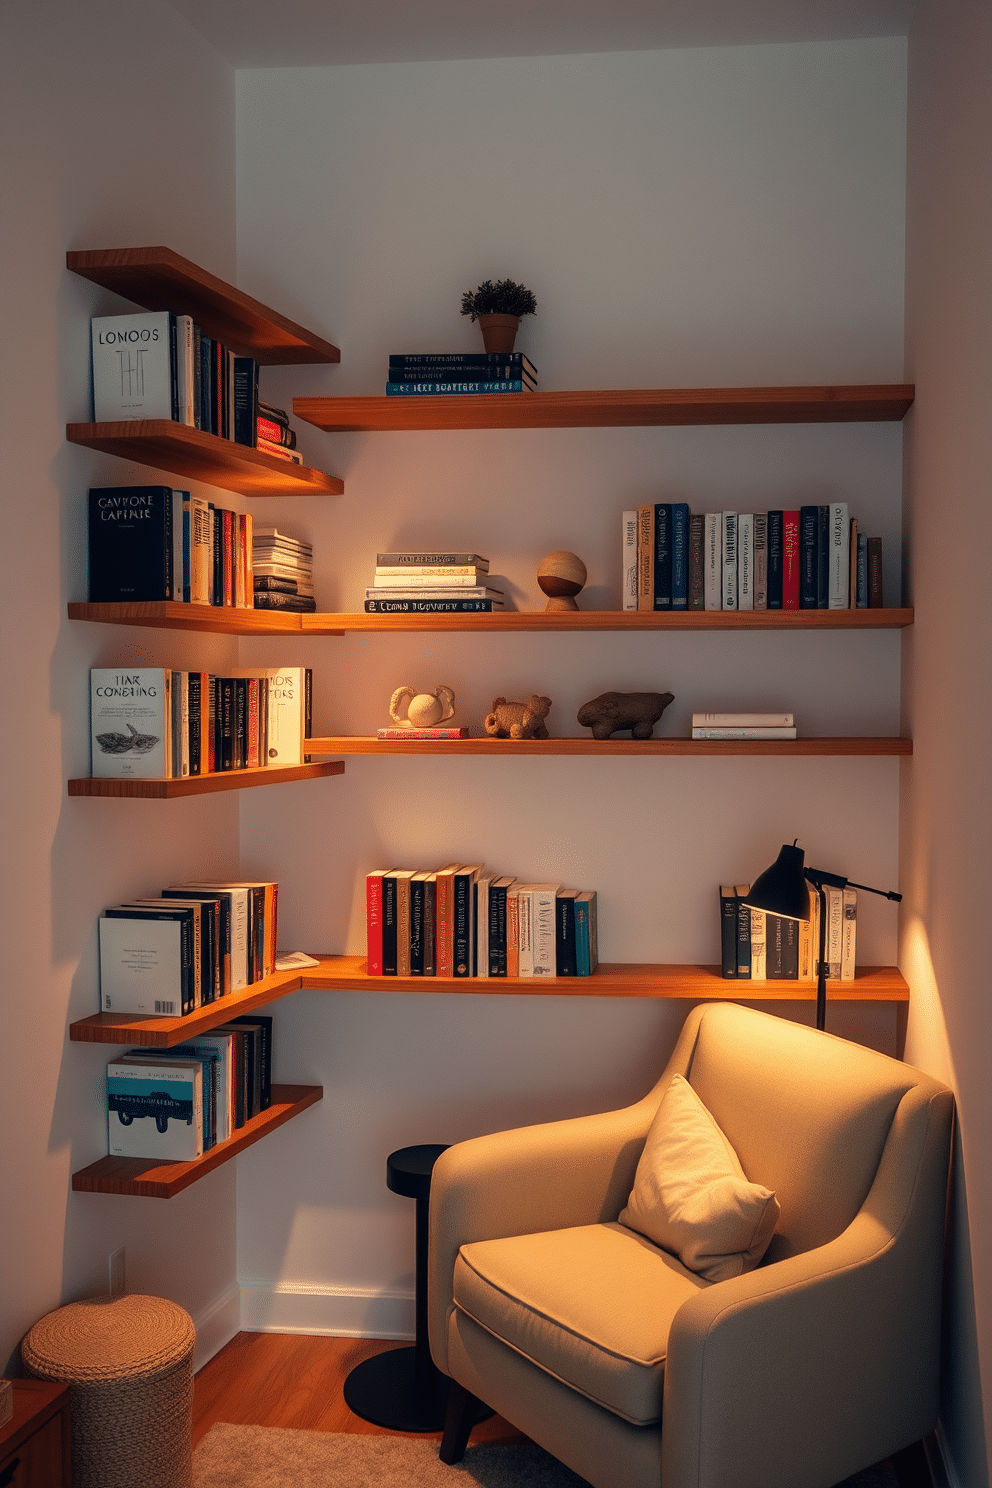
left=477, top=314, right=519, bottom=353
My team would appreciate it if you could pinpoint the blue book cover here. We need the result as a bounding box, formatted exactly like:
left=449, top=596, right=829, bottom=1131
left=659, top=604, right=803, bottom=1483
left=671, top=504, right=690, bottom=609
left=385, top=380, right=530, bottom=395
left=766, top=512, right=784, bottom=609
left=799, top=505, right=819, bottom=608
left=653, top=504, right=672, bottom=610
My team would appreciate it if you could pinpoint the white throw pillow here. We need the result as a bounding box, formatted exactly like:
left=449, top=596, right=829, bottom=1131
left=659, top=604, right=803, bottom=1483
left=618, top=1074, right=780, bottom=1282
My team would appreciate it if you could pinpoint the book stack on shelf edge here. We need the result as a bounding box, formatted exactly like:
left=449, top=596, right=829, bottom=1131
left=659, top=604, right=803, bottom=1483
left=385, top=352, right=537, bottom=397
left=692, top=712, right=797, bottom=741
left=366, top=551, right=504, bottom=612
left=253, top=527, right=316, bottom=612
left=256, top=400, right=303, bottom=465
left=622, top=504, right=884, bottom=613
left=720, top=883, right=856, bottom=982
left=367, top=866, right=598, bottom=979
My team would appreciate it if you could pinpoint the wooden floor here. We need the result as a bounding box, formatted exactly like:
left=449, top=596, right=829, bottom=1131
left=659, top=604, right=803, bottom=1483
left=192, top=1332, right=528, bottom=1449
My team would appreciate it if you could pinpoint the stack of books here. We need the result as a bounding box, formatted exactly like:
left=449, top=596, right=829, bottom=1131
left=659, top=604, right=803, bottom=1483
left=90, top=666, right=311, bottom=780
left=720, top=883, right=856, bottom=981
left=106, top=1012, right=272, bottom=1160
left=691, top=712, right=797, bottom=741
left=253, top=528, right=316, bottom=612
left=365, top=551, right=504, bottom=613
left=384, top=352, right=537, bottom=396
left=256, top=400, right=303, bottom=465
left=88, top=486, right=254, bottom=608
left=367, top=866, right=598, bottom=979
left=621, top=504, right=884, bottom=612
left=91, top=311, right=258, bottom=444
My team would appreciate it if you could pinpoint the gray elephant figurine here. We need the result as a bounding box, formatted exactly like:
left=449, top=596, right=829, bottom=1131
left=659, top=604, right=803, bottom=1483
left=576, top=690, right=675, bottom=740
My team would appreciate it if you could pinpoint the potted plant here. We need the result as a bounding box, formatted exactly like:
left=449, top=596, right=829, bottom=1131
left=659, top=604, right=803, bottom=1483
left=460, top=278, right=537, bottom=353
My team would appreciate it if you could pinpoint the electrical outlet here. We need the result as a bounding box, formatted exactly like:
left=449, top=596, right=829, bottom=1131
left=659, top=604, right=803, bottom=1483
left=108, top=1246, right=125, bottom=1299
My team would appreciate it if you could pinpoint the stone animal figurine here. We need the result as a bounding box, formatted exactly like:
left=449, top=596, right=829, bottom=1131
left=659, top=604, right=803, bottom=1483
left=389, top=684, right=456, bottom=729
left=576, top=690, right=675, bottom=740
left=484, top=694, right=552, bottom=740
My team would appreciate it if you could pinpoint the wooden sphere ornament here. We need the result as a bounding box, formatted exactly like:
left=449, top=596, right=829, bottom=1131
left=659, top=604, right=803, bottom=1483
left=537, top=550, right=587, bottom=611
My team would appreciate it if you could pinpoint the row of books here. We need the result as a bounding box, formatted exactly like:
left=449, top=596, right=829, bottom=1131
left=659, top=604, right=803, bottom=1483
left=367, top=866, right=599, bottom=978
left=719, top=884, right=857, bottom=980
left=89, top=667, right=312, bottom=780
left=88, top=485, right=256, bottom=607
left=384, top=352, right=537, bottom=397
left=622, top=505, right=884, bottom=612
left=98, top=880, right=279, bottom=1018
left=253, top=528, right=316, bottom=613
left=365, top=550, right=504, bottom=613
left=91, top=310, right=258, bottom=443
left=106, top=1014, right=272, bottom=1161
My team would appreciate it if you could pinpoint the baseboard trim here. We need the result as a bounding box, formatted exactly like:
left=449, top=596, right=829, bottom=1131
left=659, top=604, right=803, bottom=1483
left=238, top=1281, right=415, bottom=1340
left=192, top=1282, right=241, bottom=1372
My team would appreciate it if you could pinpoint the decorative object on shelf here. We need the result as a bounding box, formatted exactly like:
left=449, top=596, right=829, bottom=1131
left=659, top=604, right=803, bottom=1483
left=389, top=684, right=457, bottom=729
left=483, top=695, right=552, bottom=740
left=743, top=841, right=901, bottom=1031
left=460, top=278, right=537, bottom=354
left=537, top=550, right=587, bottom=611
left=576, top=690, right=675, bottom=741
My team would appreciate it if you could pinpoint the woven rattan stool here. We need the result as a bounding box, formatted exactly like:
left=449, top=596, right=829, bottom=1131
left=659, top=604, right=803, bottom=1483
left=22, top=1294, right=195, bottom=1488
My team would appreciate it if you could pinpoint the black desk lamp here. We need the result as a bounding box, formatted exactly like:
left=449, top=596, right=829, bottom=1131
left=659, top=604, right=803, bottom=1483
left=742, top=843, right=901, bottom=1032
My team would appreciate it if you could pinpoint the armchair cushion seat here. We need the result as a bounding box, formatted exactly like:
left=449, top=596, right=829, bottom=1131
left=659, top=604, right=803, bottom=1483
left=455, top=1220, right=708, bottom=1425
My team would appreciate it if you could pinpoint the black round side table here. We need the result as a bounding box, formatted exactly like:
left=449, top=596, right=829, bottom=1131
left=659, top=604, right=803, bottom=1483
left=342, top=1144, right=451, bottom=1432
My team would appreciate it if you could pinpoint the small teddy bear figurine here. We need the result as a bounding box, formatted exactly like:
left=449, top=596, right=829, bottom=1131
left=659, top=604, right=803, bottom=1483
left=484, top=694, right=552, bottom=740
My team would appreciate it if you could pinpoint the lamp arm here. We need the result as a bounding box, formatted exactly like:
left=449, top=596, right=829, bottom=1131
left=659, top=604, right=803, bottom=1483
left=805, top=867, right=901, bottom=903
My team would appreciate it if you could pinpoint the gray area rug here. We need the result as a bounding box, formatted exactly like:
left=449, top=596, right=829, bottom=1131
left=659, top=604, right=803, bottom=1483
left=192, top=1422, right=900, bottom=1487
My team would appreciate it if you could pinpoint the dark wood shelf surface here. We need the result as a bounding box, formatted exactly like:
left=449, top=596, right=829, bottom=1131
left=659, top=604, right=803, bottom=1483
left=66, top=421, right=343, bottom=498
left=71, top=1084, right=323, bottom=1197
left=67, top=247, right=339, bottom=364
left=307, top=736, right=911, bottom=758
left=295, top=384, right=915, bottom=433
left=68, top=761, right=344, bottom=798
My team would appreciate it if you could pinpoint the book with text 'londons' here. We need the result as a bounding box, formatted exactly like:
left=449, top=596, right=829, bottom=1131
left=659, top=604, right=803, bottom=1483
left=107, top=1057, right=203, bottom=1161
left=91, top=669, right=171, bottom=778
left=92, top=311, right=175, bottom=422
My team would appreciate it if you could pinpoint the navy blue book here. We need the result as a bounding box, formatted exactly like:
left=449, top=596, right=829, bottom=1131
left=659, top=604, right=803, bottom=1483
left=653, top=504, right=672, bottom=610
left=736, top=892, right=752, bottom=979
left=409, top=875, right=425, bottom=975
left=671, top=503, right=690, bottom=609
left=555, top=889, right=579, bottom=977
left=766, top=511, right=784, bottom=609
left=388, top=365, right=535, bottom=386
left=488, top=877, right=513, bottom=977
left=88, top=485, right=175, bottom=602
left=799, top=505, right=820, bottom=608
left=231, top=1013, right=272, bottom=1110
left=453, top=867, right=480, bottom=977
left=720, top=887, right=738, bottom=979
left=382, top=874, right=399, bottom=975
left=817, top=505, right=830, bottom=607
left=233, top=357, right=259, bottom=446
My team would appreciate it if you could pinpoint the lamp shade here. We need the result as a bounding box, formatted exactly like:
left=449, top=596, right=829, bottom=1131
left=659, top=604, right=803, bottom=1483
left=743, top=843, right=811, bottom=921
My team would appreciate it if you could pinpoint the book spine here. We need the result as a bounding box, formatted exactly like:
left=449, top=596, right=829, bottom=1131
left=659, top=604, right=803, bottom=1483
left=766, top=914, right=785, bottom=979
left=737, top=513, right=754, bottom=611
left=720, top=886, right=737, bottom=978
left=750, top=908, right=766, bottom=980
left=622, top=510, right=639, bottom=612
left=653, top=504, right=672, bottom=610
left=256, top=416, right=296, bottom=447
left=388, top=353, right=536, bottom=373
left=800, top=505, right=820, bottom=608
left=409, top=877, right=424, bottom=975
left=692, top=727, right=797, bottom=739
left=766, top=511, right=784, bottom=609
left=671, top=503, right=689, bottom=610
left=704, top=514, right=722, bottom=610
left=423, top=878, right=437, bottom=976
left=453, top=873, right=472, bottom=976
left=385, top=380, right=531, bottom=394
left=687, top=513, right=705, bottom=610
left=841, top=888, right=857, bottom=981
left=721, top=512, right=738, bottom=610
left=555, top=894, right=577, bottom=977
left=507, top=890, right=520, bottom=977
left=737, top=901, right=752, bottom=978
left=188, top=672, right=202, bottom=776
left=856, top=533, right=868, bottom=607
left=531, top=889, right=557, bottom=977
left=782, top=510, right=800, bottom=609
left=637, top=505, right=653, bottom=611
left=388, top=366, right=535, bottom=386
left=233, top=358, right=259, bottom=446
left=364, top=599, right=498, bottom=613
left=829, top=503, right=851, bottom=607
left=382, top=875, right=398, bottom=975
left=752, top=512, right=768, bottom=610
left=574, top=899, right=590, bottom=977
left=867, top=537, right=883, bottom=606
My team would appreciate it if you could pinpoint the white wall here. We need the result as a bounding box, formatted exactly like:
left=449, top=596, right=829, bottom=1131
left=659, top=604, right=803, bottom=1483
left=903, top=2, right=992, bottom=1482
left=0, top=0, right=241, bottom=1370
left=232, top=40, right=910, bottom=1336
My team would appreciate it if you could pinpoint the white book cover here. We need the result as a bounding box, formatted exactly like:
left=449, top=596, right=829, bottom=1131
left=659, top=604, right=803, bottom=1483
left=841, top=887, right=857, bottom=981
left=265, top=668, right=306, bottom=765
left=529, top=883, right=561, bottom=976
left=91, top=668, right=171, bottom=778
left=92, top=311, right=172, bottom=422
left=721, top=512, right=738, bottom=610
left=826, top=885, right=844, bottom=978
left=828, top=502, right=850, bottom=608
left=175, top=314, right=195, bottom=426
left=107, top=1058, right=203, bottom=1160
left=703, top=514, right=722, bottom=610
left=622, top=510, right=639, bottom=611
left=749, top=908, right=766, bottom=980
left=516, top=888, right=535, bottom=976
left=753, top=513, right=768, bottom=609
left=737, top=513, right=754, bottom=610
left=692, top=712, right=794, bottom=727
left=372, top=572, right=495, bottom=589
left=99, top=915, right=184, bottom=1016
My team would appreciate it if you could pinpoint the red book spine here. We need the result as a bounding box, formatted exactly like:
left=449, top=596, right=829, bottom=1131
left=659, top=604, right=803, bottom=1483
left=783, top=510, right=800, bottom=609
left=367, top=873, right=384, bottom=975
left=257, top=415, right=289, bottom=444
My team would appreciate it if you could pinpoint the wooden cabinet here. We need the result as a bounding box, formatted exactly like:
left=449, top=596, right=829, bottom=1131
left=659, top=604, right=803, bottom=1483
left=0, top=1381, right=71, bottom=1488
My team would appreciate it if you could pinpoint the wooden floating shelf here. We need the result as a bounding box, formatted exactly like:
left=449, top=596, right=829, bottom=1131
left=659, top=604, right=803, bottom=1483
left=294, top=384, right=915, bottom=433
left=66, top=603, right=913, bottom=635
left=307, top=736, right=912, bottom=758
left=70, top=965, right=310, bottom=1046
left=66, top=421, right=343, bottom=498
left=67, top=247, right=340, bottom=364
left=71, top=1084, right=323, bottom=1197
left=68, top=761, right=344, bottom=798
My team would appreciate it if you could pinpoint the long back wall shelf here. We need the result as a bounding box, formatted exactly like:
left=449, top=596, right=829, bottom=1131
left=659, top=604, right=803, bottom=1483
left=66, top=247, right=340, bottom=364
left=67, top=604, right=913, bottom=635
left=307, top=736, right=911, bottom=758
left=294, top=384, right=915, bottom=433
left=66, top=421, right=343, bottom=498
left=68, top=955, right=908, bottom=1049
left=68, top=761, right=344, bottom=798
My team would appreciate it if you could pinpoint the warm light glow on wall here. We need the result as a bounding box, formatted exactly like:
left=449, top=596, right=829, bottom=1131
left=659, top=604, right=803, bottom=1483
left=901, top=915, right=958, bottom=1092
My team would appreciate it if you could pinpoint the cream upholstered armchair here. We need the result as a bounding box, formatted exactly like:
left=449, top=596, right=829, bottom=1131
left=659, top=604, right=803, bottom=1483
left=428, top=1003, right=954, bottom=1488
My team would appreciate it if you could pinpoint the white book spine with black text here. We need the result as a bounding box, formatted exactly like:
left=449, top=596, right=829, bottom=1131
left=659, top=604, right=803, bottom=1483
left=622, top=510, right=639, bottom=611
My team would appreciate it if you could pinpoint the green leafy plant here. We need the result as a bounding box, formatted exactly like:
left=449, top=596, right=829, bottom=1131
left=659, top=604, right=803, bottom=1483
left=460, top=278, right=537, bottom=321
